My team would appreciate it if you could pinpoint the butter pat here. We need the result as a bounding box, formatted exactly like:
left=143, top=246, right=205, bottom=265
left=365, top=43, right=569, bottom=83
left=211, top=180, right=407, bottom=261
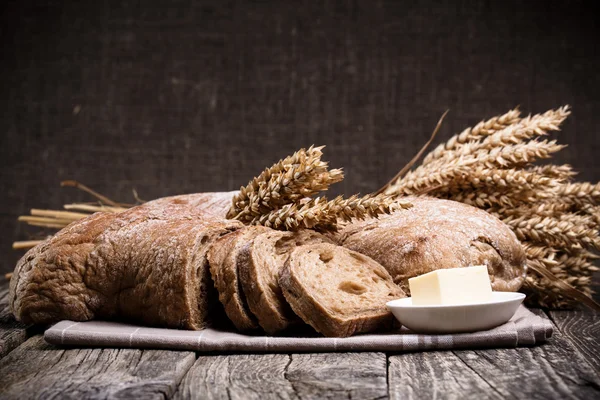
left=408, top=266, right=493, bottom=305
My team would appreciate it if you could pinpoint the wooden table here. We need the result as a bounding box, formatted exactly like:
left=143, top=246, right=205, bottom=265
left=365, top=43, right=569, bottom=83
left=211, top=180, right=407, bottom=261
left=0, top=281, right=598, bottom=399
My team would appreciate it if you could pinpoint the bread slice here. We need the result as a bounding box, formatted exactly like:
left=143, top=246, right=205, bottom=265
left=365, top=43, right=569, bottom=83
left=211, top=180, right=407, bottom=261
left=239, top=230, right=332, bottom=334
left=208, top=225, right=270, bottom=331
left=279, top=243, right=405, bottom=337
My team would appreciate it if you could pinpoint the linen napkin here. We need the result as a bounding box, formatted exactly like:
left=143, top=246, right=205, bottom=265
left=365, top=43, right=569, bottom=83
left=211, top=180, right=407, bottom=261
left=44, top=305, right=553, bottom=353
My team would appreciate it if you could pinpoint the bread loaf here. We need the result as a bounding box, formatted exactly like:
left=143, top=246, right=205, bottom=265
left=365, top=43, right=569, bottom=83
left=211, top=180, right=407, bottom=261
left=337, top=197, right=526, bottom=294
left=146, top=191, right=235, bottom=218
left=9, top=197, right=242, bottom=329
left=207, top=225, right=270, bottom=331
left=239, top=230, right=332, bottom=334
left=280, top=243, right=405, bottom=337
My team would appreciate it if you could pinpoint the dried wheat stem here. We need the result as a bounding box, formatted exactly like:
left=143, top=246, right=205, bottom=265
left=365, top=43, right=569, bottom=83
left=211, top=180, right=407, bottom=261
left=386, top=164, right=473, bottom=196
left=524, top=259, right=596, bottom=308
left=63, top=204, right=127, bottom=213
left=426, top=107, right=570, bottom=167
left=30, top=209, right=89, bottom=220
left=389, top=140, right=565, bottom=195
left=521, top=246, right=594, bottom=281
left=18, top=216, right=74, bottom=227
left=525, top=243, right=596, bottom=260
left=558, top=212, right=597, bottom=229
left=375, top=110, right=449, bottom=195
left=402, top=185, right=563, bottom=214
left=526, top=274, right=593, bottom=296
left=256, top=197, right=338, bottom=231
left=489, top=200, right=577, bottom=219
left=462, top=140, right=565, bottom=169
left=444, top=167, right=562, bottom=193
left=549, top=182, right=600, bottom=209
left=476, top=106, right=570, bottom=148
left=227, top=146, right=344, bottom=221
left=255, top=194, right=411, bottom=231
left=505, top=214, right=600, bottom=251
left=581, top=205, right=600, bottom=226
left=24, top=221, right=69, bottom=229
left=422, top=108, right=521, bottom=166
left=523, top=246, right=598, bottom=282
left=327, top=195, right=412, bottom=223
left=443, top=190, right=519, bottom=209
left=12, top=240, right=44, bottom=250
left=527, top=164, right=576, bottom=180
left=523, top=243, right=558, bottom=262
left=416, top=182, right=547, bottom=209
left=555, top=253, right=599, bottom=274
left=60, top=180, right=134, bottom=207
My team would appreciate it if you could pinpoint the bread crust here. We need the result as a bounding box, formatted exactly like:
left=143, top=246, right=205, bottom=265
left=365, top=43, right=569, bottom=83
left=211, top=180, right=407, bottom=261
left=9, top=197, right=242, bottom=329
left=208, top=226, right=270, bottom=331
left=143, top=191, right=235, bottom=218
left=337, top=197, right=526, bottom=294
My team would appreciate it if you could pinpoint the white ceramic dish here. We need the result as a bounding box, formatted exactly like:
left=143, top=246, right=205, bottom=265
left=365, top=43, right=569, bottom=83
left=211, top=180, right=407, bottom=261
left=386, top=292, right=526, bottom=333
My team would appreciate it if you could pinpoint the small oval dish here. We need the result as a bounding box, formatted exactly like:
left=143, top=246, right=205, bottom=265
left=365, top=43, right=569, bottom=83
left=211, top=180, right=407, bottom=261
left=386, top=292, right=526, bottom=334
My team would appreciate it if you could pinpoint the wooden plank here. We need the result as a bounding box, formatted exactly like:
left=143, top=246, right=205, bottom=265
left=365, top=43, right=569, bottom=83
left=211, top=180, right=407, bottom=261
left=389, top=350, right=503, bottom=400
left=174, top=354, right=295, bottom=400
left=0, top=280, right=30, bottom=359
left=0, top=335, right=195, bottom=399
left=175, top=352, right=387, bottom=400
left=549, top=310, right=600, bottom=374
left=285, top=352, right=388, bottom=400
left=451, top=329, right=600, bottom=399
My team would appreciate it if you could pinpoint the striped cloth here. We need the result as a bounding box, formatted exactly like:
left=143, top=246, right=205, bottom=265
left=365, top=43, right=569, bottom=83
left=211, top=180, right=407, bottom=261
left=44, top=305, right=552, bottom=353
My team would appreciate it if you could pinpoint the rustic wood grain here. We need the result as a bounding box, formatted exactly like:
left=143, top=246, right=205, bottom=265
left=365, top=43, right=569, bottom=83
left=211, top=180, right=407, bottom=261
left=285, top=352, right=388, bottom=400
left=0, top=281, right=29, bottom=359
left=389, top=350, right=503, bottom=400
left=549, top=310, right=600, bottom=374
left=451, top=329, right=600, bottom=399
left=174, top=352, right=387, bottom=400
left=174, top=354, right=295, bottom=400
left=0, top=335, right=195, bottom=399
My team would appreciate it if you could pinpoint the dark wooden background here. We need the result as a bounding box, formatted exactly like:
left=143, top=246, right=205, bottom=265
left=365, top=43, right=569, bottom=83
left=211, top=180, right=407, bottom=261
left=1, top=0, right=599, bottom=286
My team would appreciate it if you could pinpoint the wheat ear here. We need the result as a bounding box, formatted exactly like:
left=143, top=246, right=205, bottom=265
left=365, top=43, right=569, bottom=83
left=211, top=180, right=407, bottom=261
left=227, top=145, right=344, bottom=222
left=255, top=195, right=411, bottom=232
left=422, top=108, right=521, bottom=166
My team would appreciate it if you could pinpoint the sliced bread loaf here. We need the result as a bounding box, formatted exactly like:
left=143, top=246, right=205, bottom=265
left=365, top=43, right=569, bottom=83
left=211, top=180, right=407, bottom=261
left=239, top=229, right=332, bottom=334
left=279, top=243, right=405, bottom=337
left=207, top=225, right=270, bottom=331
left=10, top=198, right=243, bottom=329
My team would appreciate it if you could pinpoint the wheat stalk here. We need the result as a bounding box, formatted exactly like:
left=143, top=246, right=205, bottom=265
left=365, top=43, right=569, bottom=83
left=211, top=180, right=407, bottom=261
left=384, top=105, right=600, bottom=309
left=526, top=164, right=576, bottom=180
left=227, top=146, right=344, bottom=222
left=550, top=182, right=600, bottom=209
left=422, top=108, right=521, bottom=166
left=443, top=167, right=563, bottom=193
left=488, top=199, right=579, bottom=220
left=14, top=185, right=133, bottom=249
left=424, top=107, right=570, bottom=168
left=557, top=253, right=599, bottom=274
left=392, top=140, right=565, bottom=196
left=12, top=240, right=45, bottom=250
left=505, top=214, right=600, bottom=251
left=255, top=195, right=411, bottom=232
